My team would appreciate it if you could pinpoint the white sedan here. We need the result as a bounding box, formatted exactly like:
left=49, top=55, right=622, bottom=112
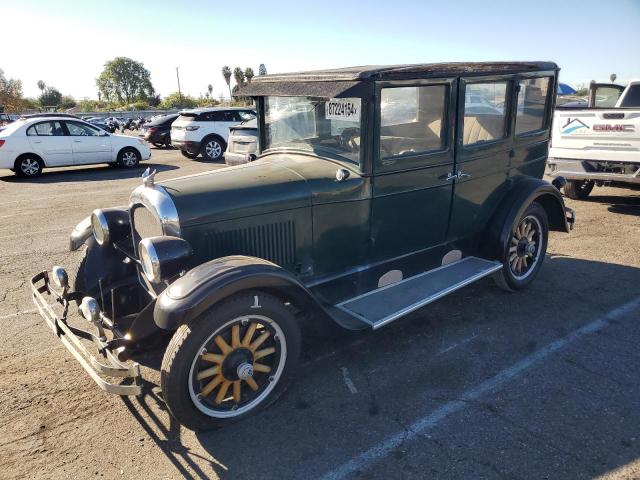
left=0, top=116, right=151, bottom=177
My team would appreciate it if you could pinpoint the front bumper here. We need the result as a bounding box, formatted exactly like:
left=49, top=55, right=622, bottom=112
left=31, top=270, right=142, bottom=396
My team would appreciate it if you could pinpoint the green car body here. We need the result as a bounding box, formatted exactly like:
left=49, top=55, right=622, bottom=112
left=31, top=62, right=575, bottom=428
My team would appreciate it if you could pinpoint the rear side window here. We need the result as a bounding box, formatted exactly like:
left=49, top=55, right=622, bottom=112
left=239, top=110, right=256, bottom=121
left=379, top=85, right=446, bottom=158
left=515, top=77, right=550, bottom=135
left=462, top=82, right=508, bottom=146
left=177, top=114, right=198, bottom=122
left=619, top=85, right=640, bottom=108
left=26, top=121, right=65, bottom=136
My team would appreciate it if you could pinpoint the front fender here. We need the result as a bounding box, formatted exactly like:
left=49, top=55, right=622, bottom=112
left=482, top=178, right=571, bottom=260
left=154, top=256, right=335, bottom=330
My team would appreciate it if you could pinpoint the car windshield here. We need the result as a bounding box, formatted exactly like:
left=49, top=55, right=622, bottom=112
left=264, top=96, right=362, bottom=166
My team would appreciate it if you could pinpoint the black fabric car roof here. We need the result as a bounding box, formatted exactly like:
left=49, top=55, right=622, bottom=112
left=239, top=62, right=558, bottom=98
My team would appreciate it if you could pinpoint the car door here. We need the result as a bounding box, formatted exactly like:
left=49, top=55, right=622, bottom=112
left=369, top=79, right=456, bottom=262
left=211, top=111, right=240, bottom=143
left=26, top=121, right=73, bottom=166
left=448, top=76, right=515, bottom=241
left=64, top=121, right=112, bottom=164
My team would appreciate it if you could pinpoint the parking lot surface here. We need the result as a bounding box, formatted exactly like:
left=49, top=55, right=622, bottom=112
left=0, top=147, right=639, bottom=479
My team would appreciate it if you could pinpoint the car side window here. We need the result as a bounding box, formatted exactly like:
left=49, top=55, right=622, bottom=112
left=66, top=121, right=100, bottom=136
left=222, top=111, right=236, bottom=121
left=27, top=121, right=65, bottom=136
left=462, top=82, right=508, bottom=146
left=204, top=111, right=225, bottom=122
left=380, top=85, right=447, bottom=158
left=515, top=77, right=550, bottom=135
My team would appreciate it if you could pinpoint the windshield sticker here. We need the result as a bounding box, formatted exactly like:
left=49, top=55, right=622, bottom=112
left=326, top=98, right=361, bottom=121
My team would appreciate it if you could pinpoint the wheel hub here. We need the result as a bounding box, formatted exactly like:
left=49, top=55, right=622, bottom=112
left=236, top=363, right=254, bottom=381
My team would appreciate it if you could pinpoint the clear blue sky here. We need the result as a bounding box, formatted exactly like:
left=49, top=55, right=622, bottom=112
left=4, top=0, right=640, bottom=99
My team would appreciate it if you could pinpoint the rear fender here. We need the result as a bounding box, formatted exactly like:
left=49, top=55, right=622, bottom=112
left=154, top=256, right=337, bottom=331
left=482, top=178, right=570, bottom=260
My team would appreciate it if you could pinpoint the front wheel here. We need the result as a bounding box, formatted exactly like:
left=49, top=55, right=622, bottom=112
left=117, top=148, right=140, bottom=168
left=494, top=202, right=548, bottom=292
left=564, top=180, right=594, bottom=200
left=161, top=292, right=301, bottom=431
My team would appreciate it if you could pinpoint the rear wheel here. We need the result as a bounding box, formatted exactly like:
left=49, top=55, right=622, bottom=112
left=117, top=148, right=140, bottom=168
left=201, top=137, right=225, bottom=161
left=564, top=180, right=594, bottom=200
left=152, top=142, right=164, bottom=148
left=15, top=155, right=43, bottom=177
left=181, top=149, right=198, bottom=159
left=161, top=292, right=300, bottom=431
left=494, top=202, right=548, bottom=292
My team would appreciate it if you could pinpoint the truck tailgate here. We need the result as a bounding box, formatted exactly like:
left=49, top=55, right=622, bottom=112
left=550, top=109, right=640, bottom=162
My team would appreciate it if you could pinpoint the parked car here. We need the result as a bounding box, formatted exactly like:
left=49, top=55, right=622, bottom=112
left=0, top=116, right=151, bottom=177
left=548, top=80, right=640, bottom=199
left=88, top=118, right=116, bottom=134
left=30, top=62, right=573, bottom=431
left=171, top=107, right=256, bottom=161
left=224, top=118, right=257, bottom=165
left=140, top=114, right=179, bottom=148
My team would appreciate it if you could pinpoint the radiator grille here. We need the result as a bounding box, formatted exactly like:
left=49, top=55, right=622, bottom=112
left=131, top=204, right=163, bottom=248
left=205, top=221, right=296, bottom=267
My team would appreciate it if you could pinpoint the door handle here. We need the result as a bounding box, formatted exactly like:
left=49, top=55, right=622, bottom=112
left=446, top=172, right=457, bottom=182
left=73, top=140, right=82, bottom=143
left=32, top=140, right=42, bottom=144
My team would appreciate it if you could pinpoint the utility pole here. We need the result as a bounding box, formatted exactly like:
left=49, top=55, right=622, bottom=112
left=176, top=67, right=182, bottom=102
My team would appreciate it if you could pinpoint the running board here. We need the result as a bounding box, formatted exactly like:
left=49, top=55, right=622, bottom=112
left=335, top=257, right=502, bottom=330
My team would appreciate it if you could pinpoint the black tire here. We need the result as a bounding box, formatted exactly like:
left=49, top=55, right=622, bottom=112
left=15, top=155, right=43, bottom=177
left=181, top=149, right=199, bottom=159
left=493, top=202, right=548, bottom=292
left=200, top=137, right=226, bottom=161
left=161, top=291, right=301, bottom=431
left=564, top=180, right=594, bottom=200
left=152, top=142, right=164, bottom=148
left=117, top=148, right=140, bottom=168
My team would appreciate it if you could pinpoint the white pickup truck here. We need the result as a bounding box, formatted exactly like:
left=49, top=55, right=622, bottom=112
left=548, top=80, right=640, bottom=199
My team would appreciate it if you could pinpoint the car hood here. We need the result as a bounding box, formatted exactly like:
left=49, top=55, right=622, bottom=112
left=160, top=154, right=341, bottom=227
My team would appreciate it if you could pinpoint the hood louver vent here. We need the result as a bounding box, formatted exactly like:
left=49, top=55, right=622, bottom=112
left=204, top=221, right=296, bottom=268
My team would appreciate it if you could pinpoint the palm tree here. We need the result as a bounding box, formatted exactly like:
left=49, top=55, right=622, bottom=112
left=244, top=68, right=255, bottom=83
left=222, top=66, right=232, bottom=98
left=233, top=67, right=245, bottom=88
left=37, top=80, right=46, bottom=93
left=610, top=73, right=617, bottom=83
left=207, top=84, right=213, bottom=97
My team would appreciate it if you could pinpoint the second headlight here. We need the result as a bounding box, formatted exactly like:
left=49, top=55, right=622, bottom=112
left=138, top=236, right=193, bottom=283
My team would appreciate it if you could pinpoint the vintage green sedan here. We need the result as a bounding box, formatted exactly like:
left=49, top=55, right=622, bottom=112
left=31, top=62, right=574, bottom=430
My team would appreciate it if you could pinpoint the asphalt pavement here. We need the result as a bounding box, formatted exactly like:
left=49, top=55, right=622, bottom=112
left=0, top=146, right=639, bottom=479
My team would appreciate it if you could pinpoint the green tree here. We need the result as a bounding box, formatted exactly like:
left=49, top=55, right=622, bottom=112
left=207, top=84, right=213, bottom=97
left=233, top=67, right=245, bottom=88
left=610, top=73, right=617, bottom=83
left=38, top=87, right=62, bottom=108
left=96, top=57, right=155, bottom=104
left=244, top=67, right=255, bottom=83
left=222, top=66, right=232, bottom=98
left=60, top=95, right=76, bottom=110
left=37, top=80, right=46, bottom=93
left=259, top=64, right=267, bottom=76
left=0, top=69, right=25, bottom=112
left=159, top=91, right=198, bottom=109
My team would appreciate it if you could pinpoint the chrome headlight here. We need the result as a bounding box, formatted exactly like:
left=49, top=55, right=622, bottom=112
left=91, top=208, right=130, bottom=246
left=138, top=236, right=192, bottom=283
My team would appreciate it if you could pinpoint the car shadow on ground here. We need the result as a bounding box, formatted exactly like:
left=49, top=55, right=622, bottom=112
left=586, top=194, right=640, bottom=217
left=120, top=255, right=640, bottom=479
left=0, top=163, right=178, bottom=184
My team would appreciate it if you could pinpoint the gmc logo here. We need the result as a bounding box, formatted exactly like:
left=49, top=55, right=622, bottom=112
left=593, top=124, right=635, bottom=132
